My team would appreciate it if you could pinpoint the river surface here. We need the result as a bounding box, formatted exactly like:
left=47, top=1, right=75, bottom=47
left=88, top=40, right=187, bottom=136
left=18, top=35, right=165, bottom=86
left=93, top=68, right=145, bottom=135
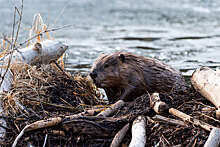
left=1, top=0, right=220, bottom=77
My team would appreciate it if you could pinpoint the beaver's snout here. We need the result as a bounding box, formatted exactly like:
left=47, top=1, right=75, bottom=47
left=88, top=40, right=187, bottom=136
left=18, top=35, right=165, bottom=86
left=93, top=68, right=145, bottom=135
left=90, top=71, right=97, bottom=80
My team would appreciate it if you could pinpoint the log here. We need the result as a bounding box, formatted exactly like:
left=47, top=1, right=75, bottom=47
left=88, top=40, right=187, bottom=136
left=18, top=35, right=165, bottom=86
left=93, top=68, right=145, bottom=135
left=204, top=127, right=220, bottom=147
left=129, top=116, right=146, bottom=147
left=97, top=100, right=125, bottom=117
left=191, top=67, right=220, bottom=118
left=0, top=40, right=68, bottom=140
left=110, top=123, right=130, bottom=147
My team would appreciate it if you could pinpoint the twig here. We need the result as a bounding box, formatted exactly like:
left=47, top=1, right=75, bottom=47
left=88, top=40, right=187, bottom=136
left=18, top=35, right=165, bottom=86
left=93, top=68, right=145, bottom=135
left=42, top=134, right=48, bottom=147
left=169, top=108, right=214, bottom=131
left=19, top=24, right=72, bottom=47
left=0, top=0, right=24, bottom=87
left=196, top=112, right=220, bottom=124
left=152, top=115, right=187, bottom=127
left=186, top=131, right=200, bottom=147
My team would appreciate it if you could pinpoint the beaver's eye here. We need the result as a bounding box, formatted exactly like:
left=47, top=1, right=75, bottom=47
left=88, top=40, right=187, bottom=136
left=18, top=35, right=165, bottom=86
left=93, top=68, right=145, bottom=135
left=104, top=64, right=109, bottom=68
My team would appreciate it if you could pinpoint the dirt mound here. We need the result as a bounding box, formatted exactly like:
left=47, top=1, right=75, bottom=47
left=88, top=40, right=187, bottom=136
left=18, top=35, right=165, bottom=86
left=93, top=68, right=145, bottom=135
left=1, top=63, right=218, bottom=147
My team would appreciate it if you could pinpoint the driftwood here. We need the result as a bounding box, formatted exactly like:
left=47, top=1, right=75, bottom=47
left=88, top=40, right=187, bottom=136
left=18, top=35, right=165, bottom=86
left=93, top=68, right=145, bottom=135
left=129, top=116, right=146, bottom=147
left=204, top=127, right=220, bottom=147
left=191, top=67, right=220, bottom=118
left=110, top=123, right=130, bottom=147
left=97, top=100, right=125, bottom=117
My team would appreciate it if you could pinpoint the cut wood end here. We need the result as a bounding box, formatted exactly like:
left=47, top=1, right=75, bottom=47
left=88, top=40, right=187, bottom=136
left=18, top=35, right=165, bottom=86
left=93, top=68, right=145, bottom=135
left=33, top=42, right=42, bottom=53
left=154, top=101, right=169, bottom=114
left=133, top=116, right=146, bottom=126
left=150, top=93, right=169, bottom=114
left=216, top=109, right=220, bottom=119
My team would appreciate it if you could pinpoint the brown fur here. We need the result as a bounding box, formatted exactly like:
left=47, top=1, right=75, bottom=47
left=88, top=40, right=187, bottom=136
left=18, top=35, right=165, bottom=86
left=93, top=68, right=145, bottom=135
left=90, top=52, right=187, bottom=103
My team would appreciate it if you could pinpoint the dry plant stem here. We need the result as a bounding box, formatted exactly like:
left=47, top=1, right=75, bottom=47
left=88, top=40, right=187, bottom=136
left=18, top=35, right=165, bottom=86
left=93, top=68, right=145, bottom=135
left=169, top=108, right=214, bottom=131
left=152, top=115, right=187, bottom=127
left=97, top=100, right=125, bottom=117
left=204, top=128, right=220, bottom=147
left=20, top=24, right=73, bottom=46
left=129, top=116, right=146, bottom=147
left=110, top=123, right=130, bottom=147
left=12, top=117, right=62, bottom=147
left=0, top=0, right=24, bottom=87
left=0, top=0, right=23, bottom=141
left=187, top=131, right=200, bottom=147
left=191, top=67, right=220, bottom=118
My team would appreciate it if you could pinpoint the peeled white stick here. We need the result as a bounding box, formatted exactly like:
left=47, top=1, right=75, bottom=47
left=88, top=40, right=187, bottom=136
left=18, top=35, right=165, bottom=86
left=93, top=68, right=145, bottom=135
left=12, top=117, right=62, bottom=147
left=204, top=128, right=220, bottom=147
left=0, top=40, right=68, bottom=140
left=191, top=67, right=220, bottom=118
left=129, top=116, right=146, bottom=147
left=97, top=100, right=125, bottom=117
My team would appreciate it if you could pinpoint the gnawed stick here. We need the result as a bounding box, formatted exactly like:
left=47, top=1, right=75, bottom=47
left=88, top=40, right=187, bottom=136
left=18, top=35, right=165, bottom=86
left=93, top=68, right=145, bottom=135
left=204, top=127, right=220, bottom=147
left=129, top=116, right=146, bottom=147
left=152, top=115, right=187, bottom=127
left=150, top=92, right=215, bottom=132
left=169, top=108, right=214, bottom=131
left=110, top=123, right=130, bottom=147
left=191, top=67, right=220, bottom=118
left=12, top=117, right=62, bottom=147
left=150, top=93, right=169, bottom=114
left=97, top=100, right=125, bottom=117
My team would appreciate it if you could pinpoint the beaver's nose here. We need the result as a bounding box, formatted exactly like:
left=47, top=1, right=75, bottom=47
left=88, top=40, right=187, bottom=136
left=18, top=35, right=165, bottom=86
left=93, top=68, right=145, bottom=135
left=90, top=71, right=97, bottom=79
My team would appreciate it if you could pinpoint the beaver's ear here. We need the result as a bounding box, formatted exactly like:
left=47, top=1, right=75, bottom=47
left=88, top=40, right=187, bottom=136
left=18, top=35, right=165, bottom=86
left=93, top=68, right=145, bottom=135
left=119, top=54, right=125, bottom=62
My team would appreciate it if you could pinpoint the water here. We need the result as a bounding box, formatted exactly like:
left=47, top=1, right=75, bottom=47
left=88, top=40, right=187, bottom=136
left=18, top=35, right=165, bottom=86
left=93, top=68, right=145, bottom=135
left=1, top=0, right=220, bottom=77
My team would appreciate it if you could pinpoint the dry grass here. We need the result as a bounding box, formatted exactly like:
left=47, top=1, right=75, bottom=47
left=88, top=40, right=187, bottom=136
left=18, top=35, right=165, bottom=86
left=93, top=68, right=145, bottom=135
left=2, top=63, right=105, bottom=119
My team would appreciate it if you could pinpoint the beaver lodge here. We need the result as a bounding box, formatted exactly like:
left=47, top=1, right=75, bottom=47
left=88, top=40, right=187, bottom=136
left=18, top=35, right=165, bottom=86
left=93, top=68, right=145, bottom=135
left=0, top=61, right=220, bottom=147
left=1, top=9, right=220, bottom=147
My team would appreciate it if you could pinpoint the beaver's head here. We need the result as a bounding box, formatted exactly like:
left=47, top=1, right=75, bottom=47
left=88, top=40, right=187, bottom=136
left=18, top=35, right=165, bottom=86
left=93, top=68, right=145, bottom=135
left=90, top=52, right=126, bottom=88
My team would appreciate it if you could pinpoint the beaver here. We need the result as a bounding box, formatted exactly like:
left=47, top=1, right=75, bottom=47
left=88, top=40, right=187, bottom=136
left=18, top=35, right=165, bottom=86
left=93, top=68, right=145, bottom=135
left=90, top=52, right=187, bottom=103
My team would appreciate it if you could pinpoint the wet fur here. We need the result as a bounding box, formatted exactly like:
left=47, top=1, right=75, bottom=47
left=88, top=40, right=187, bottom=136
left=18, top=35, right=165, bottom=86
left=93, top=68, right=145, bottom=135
left=90, top=52, right=187, bottom=102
